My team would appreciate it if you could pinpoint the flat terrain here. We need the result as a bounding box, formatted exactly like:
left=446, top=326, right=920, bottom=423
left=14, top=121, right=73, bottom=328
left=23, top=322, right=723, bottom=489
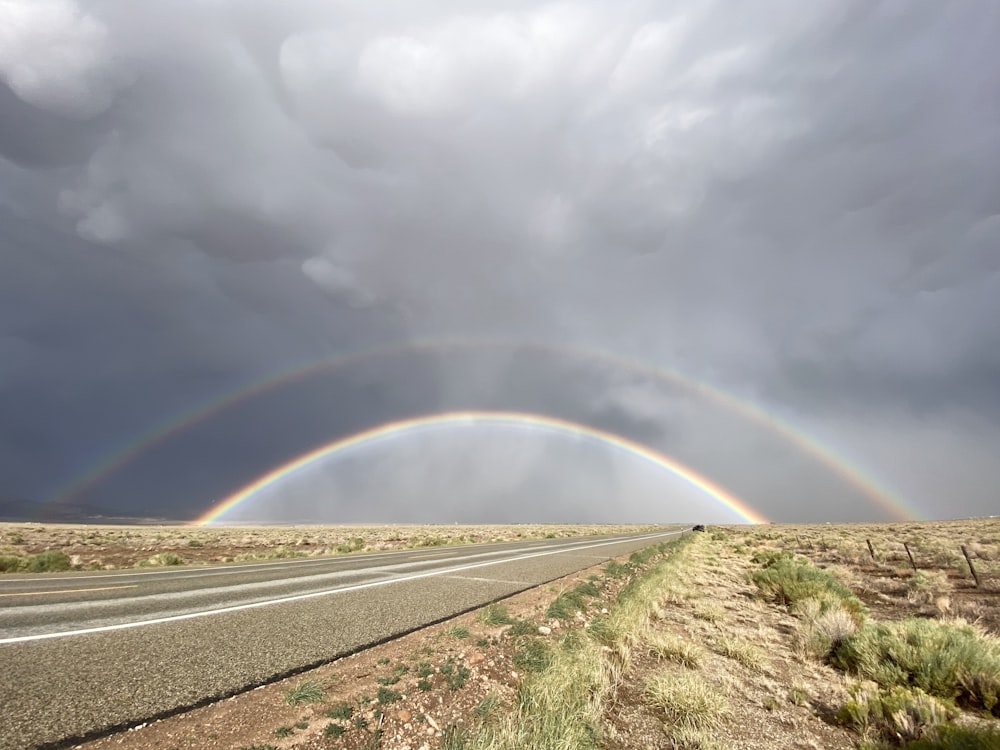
left=4, top=519, right=998, bottom=750
left=0, top=522, right=660, bottom=571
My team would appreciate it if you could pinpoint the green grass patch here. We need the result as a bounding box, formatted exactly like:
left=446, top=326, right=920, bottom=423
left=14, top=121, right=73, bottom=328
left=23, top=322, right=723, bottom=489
left=479, top=603, right=514, bottom=626
left=376, top=686, right=402, bottom=704
left=325, top=702, right=353, bottom=720
left=272, top=726, right=292, bottom=737
left=472, top=693, right=501, bottom=721
left=415, top=660, right=434, bottom=678
left=284, top=680, right=324, bottom=705
left=545, top=589, right=588, bottom=620
left=505, top=618, right=537, bottom=637
left=513, top=639, right=552, bottom=673
left=573, top=580, right=601, bottom=598
left=585, top=615, right=616, bottom=646
left=323, top=722, right=344, bottom=738
left=604, top=560, right=630, bottom=578
left=446, top=624, right=471, bottom=639
left=440, top=656, right=471, bottom=690
left=376, top=663, right=409, bottom=685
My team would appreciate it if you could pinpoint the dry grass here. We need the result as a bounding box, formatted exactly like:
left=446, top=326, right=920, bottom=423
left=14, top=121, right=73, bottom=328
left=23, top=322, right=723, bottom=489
left=644, top=672, right=729, bottom=728
left=714, top=634, right=766, bottom=673
left=646, top=632, right=704, bottom=668
left=907, top=569, right=951, bottom=606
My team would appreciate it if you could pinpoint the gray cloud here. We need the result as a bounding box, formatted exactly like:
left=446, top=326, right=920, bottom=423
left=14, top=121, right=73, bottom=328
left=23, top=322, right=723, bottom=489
left=1, top=0, right=998, bottom=522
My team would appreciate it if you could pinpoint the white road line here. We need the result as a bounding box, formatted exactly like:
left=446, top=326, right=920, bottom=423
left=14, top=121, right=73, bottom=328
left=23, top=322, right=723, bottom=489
left=0, top=585, right=138, bottom=598
left=0, top=531, right=683, bottom=644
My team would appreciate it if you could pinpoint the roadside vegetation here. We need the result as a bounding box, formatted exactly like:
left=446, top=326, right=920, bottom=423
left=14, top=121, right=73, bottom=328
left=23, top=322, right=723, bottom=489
left=438, top=535, right=695, bottom=749
left=0, top=522, right=663, bottom=573
left=0, top=548, right=71, bottom=572
left=746, top=529, right=1000, bottom=749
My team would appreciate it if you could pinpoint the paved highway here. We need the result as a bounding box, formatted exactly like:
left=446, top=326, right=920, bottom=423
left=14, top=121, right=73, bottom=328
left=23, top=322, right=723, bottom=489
left=0, top=528, right=685, bottom=749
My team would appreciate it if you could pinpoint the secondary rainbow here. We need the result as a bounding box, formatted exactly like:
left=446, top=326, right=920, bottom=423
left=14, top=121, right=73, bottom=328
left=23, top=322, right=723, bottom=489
left=192, top=411, right=769, bottom=526
left=52, top=337, right=916, bottom=521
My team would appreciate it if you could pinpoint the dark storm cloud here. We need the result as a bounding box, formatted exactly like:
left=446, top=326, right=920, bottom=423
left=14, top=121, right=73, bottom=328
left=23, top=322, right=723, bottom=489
left=1, top=0, right=998, bottom=520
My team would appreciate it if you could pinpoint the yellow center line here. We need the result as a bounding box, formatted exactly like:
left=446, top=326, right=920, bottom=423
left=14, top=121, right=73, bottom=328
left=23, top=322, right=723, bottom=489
left=0, top=584, right=138, bottom=598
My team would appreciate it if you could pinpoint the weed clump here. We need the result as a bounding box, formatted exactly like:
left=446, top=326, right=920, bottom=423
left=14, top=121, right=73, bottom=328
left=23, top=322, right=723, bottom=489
left=838, top=683, right=954, bottom=745
left=140, top=551, right=183, bottom=567
left=646, top=632, right=703, bottom=668
left=714, top=635, right=765, bottom=673
left=794, top=598, right=859, bottom=659
left=750, top=555, right=866, bottom=620
left=604, top=560, right=630, bottom=578
left=505, top=618, right=538, bottom=637
left=479, top=603, right=513, bottom=626
left=904, top=723, right=1000, bottom=749
left=283, top=680, right=324, bottom=705
left=546, top=589, right=588, bottom=620
left=907, top=570, right=951, bottom=606
left=325, top=702, right=352, bottom=720
left=26, top=550, right=72, bottom=572
left=513, top=639, right=553, bottom=673
left=439, top=656, right=471, bottom=690
left=644, top=672, right=728, bottom=728
left=0, top=555, right=26, bottom=572
left=831, top=618, right=1000, bottom=716
left=376, top=686, right=402, bottom=704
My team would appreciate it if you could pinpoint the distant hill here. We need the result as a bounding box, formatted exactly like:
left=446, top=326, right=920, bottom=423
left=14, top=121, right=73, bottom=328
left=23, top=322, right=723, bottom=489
left=0, top=498, right=180, bottom=524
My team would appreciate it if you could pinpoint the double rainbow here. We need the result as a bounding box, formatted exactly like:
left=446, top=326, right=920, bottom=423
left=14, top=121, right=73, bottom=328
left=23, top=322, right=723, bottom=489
left=47, top=338, right=916, bottom=523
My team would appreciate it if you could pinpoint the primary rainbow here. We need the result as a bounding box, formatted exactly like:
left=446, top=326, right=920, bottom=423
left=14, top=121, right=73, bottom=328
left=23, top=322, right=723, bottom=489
left=51, top=337, right=917, bottom=521
left=192, top=410, right=768, bottom=526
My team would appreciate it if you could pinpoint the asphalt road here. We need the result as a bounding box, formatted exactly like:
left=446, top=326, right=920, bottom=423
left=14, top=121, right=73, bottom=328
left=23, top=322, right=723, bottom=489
left=0, top=529, right=685, bottom=750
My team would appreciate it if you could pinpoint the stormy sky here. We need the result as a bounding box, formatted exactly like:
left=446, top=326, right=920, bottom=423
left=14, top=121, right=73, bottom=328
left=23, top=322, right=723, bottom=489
left=1, top=1, right=997, bottom=524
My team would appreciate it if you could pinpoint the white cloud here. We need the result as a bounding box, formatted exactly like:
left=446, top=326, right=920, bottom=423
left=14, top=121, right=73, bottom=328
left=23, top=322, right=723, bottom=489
left=0, top=0, right=127, bottom=118
left=302, top=256, right=377, bottom=307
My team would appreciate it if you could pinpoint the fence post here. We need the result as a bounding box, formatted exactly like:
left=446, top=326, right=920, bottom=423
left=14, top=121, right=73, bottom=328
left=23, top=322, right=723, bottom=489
left=903, top=542, right=917, bottom=572
left=866, top=539, right=876, bottom=561
left=961, top=545, right=981, bottom=588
